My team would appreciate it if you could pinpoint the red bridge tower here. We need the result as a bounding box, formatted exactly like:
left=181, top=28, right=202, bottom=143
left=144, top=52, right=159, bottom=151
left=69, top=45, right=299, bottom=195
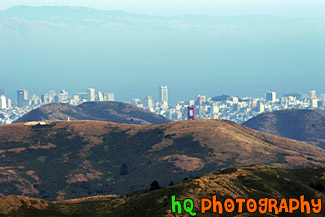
left=187, top=106, right=196, bottom=120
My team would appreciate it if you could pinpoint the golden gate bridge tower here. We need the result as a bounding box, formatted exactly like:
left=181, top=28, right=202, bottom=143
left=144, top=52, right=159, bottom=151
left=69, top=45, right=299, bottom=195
left=187, top=106, right=196, bottom=120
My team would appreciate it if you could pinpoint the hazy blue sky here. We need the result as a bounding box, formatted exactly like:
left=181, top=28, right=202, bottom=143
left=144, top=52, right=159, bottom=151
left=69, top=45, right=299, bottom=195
left=1, top=0, right=325, bottom=17
left=0, top=2, right=324, bottom=103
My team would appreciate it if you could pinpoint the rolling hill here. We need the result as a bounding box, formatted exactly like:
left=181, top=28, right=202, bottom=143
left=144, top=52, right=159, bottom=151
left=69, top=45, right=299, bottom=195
left=243, top=109, right=325, bottom=149
left=14, top=102, right=170, bottom=125
left=1, top=165, right=325, bottom=217
left=0, top=119, right=324, bottom=201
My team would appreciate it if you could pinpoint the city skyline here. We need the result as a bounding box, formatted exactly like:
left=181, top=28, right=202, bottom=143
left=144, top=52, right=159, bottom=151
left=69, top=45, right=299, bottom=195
left=1, top=6, right=324, bottom=104
left=0, top=86, right=324, bottom=106
left=0, top=85, right=324, bottom=125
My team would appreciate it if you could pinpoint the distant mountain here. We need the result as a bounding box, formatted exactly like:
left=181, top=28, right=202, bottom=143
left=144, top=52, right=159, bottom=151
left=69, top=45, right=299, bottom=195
left=14, top=102, right=170, bottom=125
left=1, top=165, right=325, bottom=217
left=0, top=119, right=324, bottom=200
left=1, top=6, right=324, bottom=100
left=211, top=95, right=230, bottom=102
left=243, top=109, right=325, bottom=149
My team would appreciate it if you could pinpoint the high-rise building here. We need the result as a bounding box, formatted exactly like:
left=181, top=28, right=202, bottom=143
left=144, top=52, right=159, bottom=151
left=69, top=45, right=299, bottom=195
left=49, top=90, right=56, bottom=102
left=159, top=86, right=168, bottom=106
left=159, top=86, right=168, bottom=107
left=87, top=88, right=95, bottom=102
left=211, top=102, right=219, bottom=114
left=6, top=98, right=11, bottom=108
left=265, top=91, right=276, bottom=102
left=144, top=96, right=153, bottom=108
left=59, top=90, right=69, bottom=101
left=31, top=94, right=40, bottom=105
left=0, top=88, right=4, bottom=96
left=311, top=98, right=318, bottom=108
left=104, top=93, right=114, bottom=101
left=0, top=95, right=6, bottom=109
left=54, top=94, right=64, bottom=103
left=17, top=89, right=29, bottom=107
left=309, top=90, right=317, bottom=99
left=41, top=94, right=50, bottom=104
left=195, top=95, right=206, bottom=105
left=71, top=95, right=80, bottom=103
left=258, top=102, right=265, bottom=113
left=97, top=91, right=104, bottom=101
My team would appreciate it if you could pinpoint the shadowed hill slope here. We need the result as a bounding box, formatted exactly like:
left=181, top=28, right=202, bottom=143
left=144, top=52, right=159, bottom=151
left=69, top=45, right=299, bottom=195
left=0, top=119, right=324, bottom=200
left=243, top=109, right=325, bottom=149
left=1, top=165, right=325, bottom=217
left=14, top=102, right=171, bottom=125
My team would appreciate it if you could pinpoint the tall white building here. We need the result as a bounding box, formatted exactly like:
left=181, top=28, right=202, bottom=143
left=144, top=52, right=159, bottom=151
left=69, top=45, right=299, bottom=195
left=311, top=98, right=318, bottom=108
left=97, top=91, right=104, bottom=101
left=87, top=88, right=95, bottom=102
left=211, top=102, right=219, bottom=114
left=6, top=98, right=11, bottom=108
left=159, top=86, right=168, bottom=106
left=0, top=95, right=6, bottom=109
left=60, top=89, right=69, bottom=101
left=49, top=90, right=56, bottom=102
left=144, top=96, right=153, bottom=108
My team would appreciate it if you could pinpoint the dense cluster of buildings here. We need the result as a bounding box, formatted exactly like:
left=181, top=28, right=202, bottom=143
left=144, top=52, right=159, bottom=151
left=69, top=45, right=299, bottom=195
left=0, top=86, right=324, bottom=125
left=133, top=88, right=325, bottom=123
left=0, top=88, right=114, bottom=124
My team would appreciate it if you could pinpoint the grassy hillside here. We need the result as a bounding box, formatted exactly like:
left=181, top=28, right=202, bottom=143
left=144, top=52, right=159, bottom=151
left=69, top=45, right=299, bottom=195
left=0, top=119, right=324, bottom=201
left=14, top=102, right=171, bottom=125
left=1, top=165, right=325, bottom=217
left=243, top=109, right=325, bottom=149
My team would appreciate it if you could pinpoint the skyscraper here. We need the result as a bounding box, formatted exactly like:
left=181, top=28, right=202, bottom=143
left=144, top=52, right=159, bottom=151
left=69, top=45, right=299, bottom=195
left=0, top=95, right=6, bottom=109
left=144, top=96, right=153, bottom=108
left=97, top=91, right=104, bottom=101
left=87, top=88, right=95, bottom=102
left=159, top=86, right=168, bottom=106
left=17, top=89, right=29, bottom=107
left=311, top=98, right=318, bottom=108
left=6, top=98, right=11, bottom=108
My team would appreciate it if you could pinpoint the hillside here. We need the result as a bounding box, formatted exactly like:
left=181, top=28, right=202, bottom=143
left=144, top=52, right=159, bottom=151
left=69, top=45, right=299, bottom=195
left=0, top=119, right=324, bottom=200
left=243, top=109, right=325, bottom=149
left=14, top=102, right=170, bottom=125
left=1, top=165, right=325, bottom=217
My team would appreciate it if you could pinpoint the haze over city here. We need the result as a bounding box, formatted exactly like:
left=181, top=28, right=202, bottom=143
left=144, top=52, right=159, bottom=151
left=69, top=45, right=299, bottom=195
left=0, top=0, right=324, bottom=104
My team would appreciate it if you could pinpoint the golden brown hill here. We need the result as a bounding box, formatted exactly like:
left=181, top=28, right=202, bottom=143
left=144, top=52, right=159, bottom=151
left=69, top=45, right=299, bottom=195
left=13, top=101, right=171, bottom=125
left=1, top=165, right=325, bottom=217
left=243, top=109, right=325, bottom=149
left=0, top=119, right=324, bottom=200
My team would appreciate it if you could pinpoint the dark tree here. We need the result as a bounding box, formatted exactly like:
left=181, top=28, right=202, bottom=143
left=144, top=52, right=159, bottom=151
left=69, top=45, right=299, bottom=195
left=119, top=164, right=129, bottom=176
left=150, top=180, right=161, bottom=191
left=169, top=181, right=174, bottom=186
